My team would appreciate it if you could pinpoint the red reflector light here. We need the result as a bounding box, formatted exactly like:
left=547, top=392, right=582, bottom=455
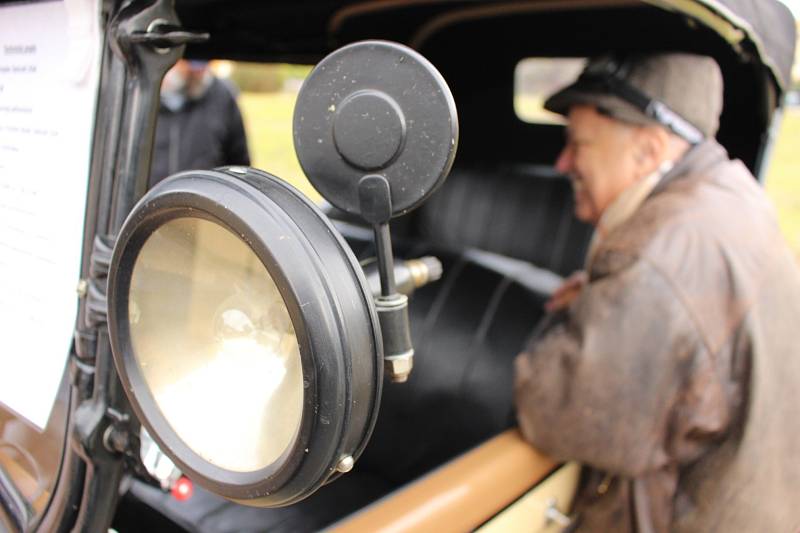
left=171, top=476, right=194, bottom=501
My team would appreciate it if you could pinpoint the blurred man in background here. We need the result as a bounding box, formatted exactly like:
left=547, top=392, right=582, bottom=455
left=150, top=59, right=250, bottom=188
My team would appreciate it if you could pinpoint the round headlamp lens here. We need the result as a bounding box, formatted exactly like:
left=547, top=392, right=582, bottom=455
left=128, top=217, right=303, bottom=472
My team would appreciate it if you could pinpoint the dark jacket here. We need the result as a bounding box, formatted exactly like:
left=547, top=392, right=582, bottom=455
left=149, top=77, right=250, bottom=188
left=515, top=140, right=800, bottom=532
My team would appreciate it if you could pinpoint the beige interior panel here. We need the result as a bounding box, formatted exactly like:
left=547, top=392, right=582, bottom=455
left=477, top=461, right=580, bottom=532
left=330, top=429, right=561, bottom=533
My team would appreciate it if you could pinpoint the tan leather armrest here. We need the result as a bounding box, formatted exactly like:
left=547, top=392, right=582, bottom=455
left=330, top=429, right=557, bottom=533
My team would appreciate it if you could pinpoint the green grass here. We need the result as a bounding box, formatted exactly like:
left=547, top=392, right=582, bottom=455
left=765, top=108, right=800, bottom=254
left=239, top=91, right=321, bottom=202
left=241, top=91, right=800, bottom=254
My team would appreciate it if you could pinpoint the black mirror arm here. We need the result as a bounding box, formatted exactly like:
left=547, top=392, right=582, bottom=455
left=358, top=175, right=414, bottom=383
left=358, top=175, right=396, bottom=295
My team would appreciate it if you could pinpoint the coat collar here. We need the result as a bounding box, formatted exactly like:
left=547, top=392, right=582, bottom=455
left=653, top=138, right=730, bottom=194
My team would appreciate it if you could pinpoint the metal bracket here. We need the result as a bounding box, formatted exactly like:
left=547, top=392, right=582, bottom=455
left=67, top=1, right=207, bottom=530
left=127, top=21, right=209, bottom=50
left=544, top=498, right=572, bottom=527
left=356, top=174, right=415, bottom=382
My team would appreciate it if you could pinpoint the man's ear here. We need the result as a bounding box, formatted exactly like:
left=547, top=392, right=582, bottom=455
left=633, top=126, right=669, bottom=176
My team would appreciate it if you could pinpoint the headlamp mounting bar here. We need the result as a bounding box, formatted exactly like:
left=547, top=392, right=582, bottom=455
left=68, top=0, right=208, bottom=530
left=357, top=173, right=414, bottom=382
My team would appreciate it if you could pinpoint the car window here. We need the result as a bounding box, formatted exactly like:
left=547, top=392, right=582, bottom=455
left=514, top=58, right=585, bottom=124
left=220, top=61, right=318, bottom=201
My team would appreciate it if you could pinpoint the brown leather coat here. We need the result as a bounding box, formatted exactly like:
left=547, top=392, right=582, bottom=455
left=515, top=140, right=800, bottom=532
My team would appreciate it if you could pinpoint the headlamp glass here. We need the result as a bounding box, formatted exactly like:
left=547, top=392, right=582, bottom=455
left=128, top=216, right=303, bottom=473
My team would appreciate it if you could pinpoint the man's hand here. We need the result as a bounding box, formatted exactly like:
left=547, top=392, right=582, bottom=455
left=544, top=270, right=587, bottom=312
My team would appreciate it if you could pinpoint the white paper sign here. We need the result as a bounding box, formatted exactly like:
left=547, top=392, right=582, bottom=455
left=0, top=0, right=102, bottom=429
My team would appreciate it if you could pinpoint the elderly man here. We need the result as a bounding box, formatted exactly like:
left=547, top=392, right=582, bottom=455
left=514, top=54, right=800, bottom=531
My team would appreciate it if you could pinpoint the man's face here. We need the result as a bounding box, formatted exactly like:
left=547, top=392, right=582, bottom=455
left=555, top=105, right=642, bottom=225
left=162, top=60, right=209, bottom=96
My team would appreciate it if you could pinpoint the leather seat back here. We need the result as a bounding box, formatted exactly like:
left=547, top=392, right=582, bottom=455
left=412, top=166, right=592, bottom=276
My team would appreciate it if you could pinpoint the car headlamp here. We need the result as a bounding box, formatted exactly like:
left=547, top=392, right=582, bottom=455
left=108, top=168, right=382, bottom=506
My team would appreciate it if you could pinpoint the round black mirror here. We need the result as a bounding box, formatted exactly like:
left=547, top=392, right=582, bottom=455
left=293, top=40, right=458, bottom=222
left=107, top=168, right=382, bottom=507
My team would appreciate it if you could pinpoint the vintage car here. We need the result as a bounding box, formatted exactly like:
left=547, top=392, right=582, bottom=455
left=0, top=0, right=795, bottom=531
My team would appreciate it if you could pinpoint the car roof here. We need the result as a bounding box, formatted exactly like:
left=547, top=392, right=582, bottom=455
left=171, top=0, right=797, bottom=172
left=176, top=0, right=796, bottom=94
left=706, top=0, right=796, bottom=90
